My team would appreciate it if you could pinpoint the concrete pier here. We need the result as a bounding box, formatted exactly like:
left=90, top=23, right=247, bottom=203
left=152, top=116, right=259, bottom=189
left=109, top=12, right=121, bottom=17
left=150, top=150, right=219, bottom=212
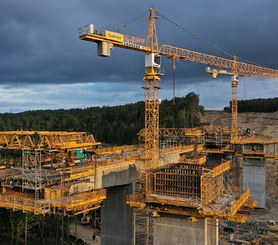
left=243, top=158, right=266, bottom=208
left=153, top=214, right=218, bottom=245
left=101, top=166, right=138, bottom=245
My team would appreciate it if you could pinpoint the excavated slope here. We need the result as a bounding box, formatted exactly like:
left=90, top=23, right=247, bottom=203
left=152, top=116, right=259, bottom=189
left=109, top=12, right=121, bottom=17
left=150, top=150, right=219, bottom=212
left=201, top=111, right=278, bottom=138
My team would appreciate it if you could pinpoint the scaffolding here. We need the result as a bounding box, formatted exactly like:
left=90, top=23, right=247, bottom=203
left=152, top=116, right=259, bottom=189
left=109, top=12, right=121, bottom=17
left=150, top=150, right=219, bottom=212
left=138, top=128, right=204, bottom=146
left=204, top=126, right=231, bottom=149
left=128, top=160, right=255, bottom=223
left=0, top=131, right=100, bottom=150
left=0, top=131, right=105, bottom=215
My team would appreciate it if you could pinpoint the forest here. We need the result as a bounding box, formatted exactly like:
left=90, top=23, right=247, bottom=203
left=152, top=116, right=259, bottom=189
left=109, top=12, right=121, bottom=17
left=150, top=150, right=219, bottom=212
left=0, top=92, right=204, bottom=145
left=224, top=97, right=278, bottom=113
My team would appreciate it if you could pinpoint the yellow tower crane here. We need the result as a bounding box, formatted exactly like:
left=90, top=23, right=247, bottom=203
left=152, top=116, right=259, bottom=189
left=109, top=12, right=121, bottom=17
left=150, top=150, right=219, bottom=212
left=79, top=8, right=278, bottom=171
left=206, top=63, right=242, bottom=142
left=205, top=53, right=277, bottom=143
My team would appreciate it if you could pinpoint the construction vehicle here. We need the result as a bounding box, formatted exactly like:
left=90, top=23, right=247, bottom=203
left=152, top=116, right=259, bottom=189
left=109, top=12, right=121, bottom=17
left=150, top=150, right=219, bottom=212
left=81, top=210, right=101, bottom=228
left=80, top=212, right=93, bottom=225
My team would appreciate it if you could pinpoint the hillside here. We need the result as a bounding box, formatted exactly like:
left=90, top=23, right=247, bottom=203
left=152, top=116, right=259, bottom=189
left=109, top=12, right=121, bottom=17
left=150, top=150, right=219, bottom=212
left=201, top=110, right=278, bottom=138
left=0, top=93, right=204, bottom=145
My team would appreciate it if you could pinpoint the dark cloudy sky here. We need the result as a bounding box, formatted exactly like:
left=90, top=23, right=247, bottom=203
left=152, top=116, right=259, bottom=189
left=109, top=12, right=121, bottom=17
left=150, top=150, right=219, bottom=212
left=0, top=0, right=277, bottom=113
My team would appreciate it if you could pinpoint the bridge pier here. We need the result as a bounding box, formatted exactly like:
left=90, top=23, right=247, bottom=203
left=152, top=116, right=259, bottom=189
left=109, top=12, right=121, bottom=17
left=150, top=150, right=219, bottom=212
left=153, top=214, right=218, bottom=245
left=101, top=165, right=138, bottom=245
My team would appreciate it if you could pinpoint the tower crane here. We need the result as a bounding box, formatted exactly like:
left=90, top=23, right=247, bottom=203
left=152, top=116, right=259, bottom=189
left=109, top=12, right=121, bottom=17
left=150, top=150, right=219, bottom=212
left=79, top=8, right=278, bottom=171
left=206, top=64, right=242, bottom=142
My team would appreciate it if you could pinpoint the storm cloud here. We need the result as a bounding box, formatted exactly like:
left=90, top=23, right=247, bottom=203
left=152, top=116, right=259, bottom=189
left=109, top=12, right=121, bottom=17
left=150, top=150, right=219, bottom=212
left=0, top=0, right=277, bottom=111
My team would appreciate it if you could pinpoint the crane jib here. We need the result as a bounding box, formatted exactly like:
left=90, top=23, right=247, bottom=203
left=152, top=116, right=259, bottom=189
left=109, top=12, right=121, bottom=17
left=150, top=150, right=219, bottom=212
left=159, top=44, right=278, bottom=78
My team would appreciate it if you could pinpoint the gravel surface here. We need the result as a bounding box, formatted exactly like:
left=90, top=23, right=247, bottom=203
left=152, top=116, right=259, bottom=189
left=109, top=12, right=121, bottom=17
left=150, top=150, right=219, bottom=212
left=70, top=219, right=100, bottom=245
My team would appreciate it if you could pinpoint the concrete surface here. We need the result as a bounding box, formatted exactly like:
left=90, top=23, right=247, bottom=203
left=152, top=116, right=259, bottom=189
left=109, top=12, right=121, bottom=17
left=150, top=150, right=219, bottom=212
left=70, top=219, right=100, bottom=245
left=153, top=214, right=218, bottom=245
left=243, top=159, right=266, bottom=208
left=102, top=165, right=138, bottom=188
left=101, top=184, right=134, bottom=245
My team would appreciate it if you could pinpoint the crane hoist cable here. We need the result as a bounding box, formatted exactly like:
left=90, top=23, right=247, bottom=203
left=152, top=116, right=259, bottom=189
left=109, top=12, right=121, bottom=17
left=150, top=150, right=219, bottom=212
left=157, top=10, right=234, bottom=59
left=100, top=10, right=149, bottom=33
left=157, top=10, right=272, bottom=69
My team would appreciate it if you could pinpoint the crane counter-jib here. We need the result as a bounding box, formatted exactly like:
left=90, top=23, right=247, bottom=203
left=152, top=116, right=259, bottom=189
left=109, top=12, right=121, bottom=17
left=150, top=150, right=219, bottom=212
left=78, top=25, right=150, bottom=53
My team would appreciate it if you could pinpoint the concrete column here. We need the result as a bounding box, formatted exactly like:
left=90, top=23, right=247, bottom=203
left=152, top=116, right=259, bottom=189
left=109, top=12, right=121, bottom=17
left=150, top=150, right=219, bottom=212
left=101, top=166, right=138, bottom=245
left=243, top=158, right=266, bottom=208
left=101, top=184, right=134, bottom=245
left=153, top=214, right=218, bottom=245
left=207, top=218, right=218, bottom=245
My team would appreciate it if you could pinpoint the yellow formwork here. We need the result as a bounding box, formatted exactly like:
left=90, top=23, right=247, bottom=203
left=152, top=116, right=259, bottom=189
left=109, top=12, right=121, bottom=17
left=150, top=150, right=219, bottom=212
left=211, top=161, right=231, bottom=177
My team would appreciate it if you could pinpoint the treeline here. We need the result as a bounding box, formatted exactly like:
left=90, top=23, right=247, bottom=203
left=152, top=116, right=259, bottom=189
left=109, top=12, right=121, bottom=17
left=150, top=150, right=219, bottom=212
left=0, top=92, right=203, bottom=145
left=0, top=210, right=71, bottom=244
left=224, top=97, right=278, bottom=113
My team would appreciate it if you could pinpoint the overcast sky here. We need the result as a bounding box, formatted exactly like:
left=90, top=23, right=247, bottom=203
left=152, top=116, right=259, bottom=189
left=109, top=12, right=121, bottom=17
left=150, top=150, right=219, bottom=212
left=0, top=0, right=277, bottom=113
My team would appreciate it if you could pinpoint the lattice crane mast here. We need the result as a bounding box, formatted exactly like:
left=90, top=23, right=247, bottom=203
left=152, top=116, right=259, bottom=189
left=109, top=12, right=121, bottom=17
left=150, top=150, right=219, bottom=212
left=206, top=53, right=278, bottom=143
left=206, top=65, right=241, bottom=142
left=79, top=8, right=278, bottom=169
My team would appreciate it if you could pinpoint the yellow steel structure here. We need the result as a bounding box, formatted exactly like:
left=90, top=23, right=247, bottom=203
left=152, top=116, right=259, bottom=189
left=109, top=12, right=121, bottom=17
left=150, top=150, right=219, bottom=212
left=206, top=68, right=241, bottom=142
left=51, top=189, right=106, bottom=215
left=143, top=8, right=161, bottom=171
left=138, top=128, right=203, bottom=138
left=231, top=76, right=239, bottom=141
left=79, top=8, right=278, bottom=171
left=79, top=9, right=273, bottom=240
left=0, top=189, right=107, bottom=215
left=211, top=160, right=231, bottom=177
left=96, top=144, right=143, bottom=155
left=180, top=154, right=206, bottom=165
left=0, top=131, right=99, bottom=150
left=127, top=160, right=254, bottom=223
left=206, top=60, right=278, bottom=143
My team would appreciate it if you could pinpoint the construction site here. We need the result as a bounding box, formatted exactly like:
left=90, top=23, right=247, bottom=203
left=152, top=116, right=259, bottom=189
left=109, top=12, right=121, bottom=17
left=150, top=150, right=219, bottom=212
left=0, top=7, right=278, bottom=245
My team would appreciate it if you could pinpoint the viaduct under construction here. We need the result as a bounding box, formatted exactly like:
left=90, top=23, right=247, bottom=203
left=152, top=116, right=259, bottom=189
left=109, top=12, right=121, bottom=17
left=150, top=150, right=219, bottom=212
left=0, top=8, right=277, bottom=245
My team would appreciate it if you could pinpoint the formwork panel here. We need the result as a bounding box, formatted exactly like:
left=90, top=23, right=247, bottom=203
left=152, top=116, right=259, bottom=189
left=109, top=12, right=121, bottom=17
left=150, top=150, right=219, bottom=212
left=152, top=165, right=202, bottom=199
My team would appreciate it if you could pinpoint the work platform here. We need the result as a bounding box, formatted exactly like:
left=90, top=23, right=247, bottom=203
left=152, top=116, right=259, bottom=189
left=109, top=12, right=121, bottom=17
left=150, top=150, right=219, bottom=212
left=128, top=160, right=256, bottom=223
left=0, top=128, right=276, bottom=245
left=0, top=131, right=200, bottom=216
left=0, top=131, right=100, bottom=150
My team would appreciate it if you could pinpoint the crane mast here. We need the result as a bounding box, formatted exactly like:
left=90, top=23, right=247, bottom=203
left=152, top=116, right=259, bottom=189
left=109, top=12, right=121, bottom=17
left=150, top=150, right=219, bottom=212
left=144, top=8, right=161, bottom=171
left=144, top=9, right=161, bottom=244
left=79, top=8, right=278, bottom=244
left=231, top=75, right=239, bottom=141
left=79, top=7, right=278, bottom=162
left=206, top=66, right=240, bottom=141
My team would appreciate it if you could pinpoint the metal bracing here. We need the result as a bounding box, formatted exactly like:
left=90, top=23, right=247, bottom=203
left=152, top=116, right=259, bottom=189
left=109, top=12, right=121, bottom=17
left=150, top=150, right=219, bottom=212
left=146, top=8, right=159, bottom=53
left=128, top=161, right=253, bottom=223
left=21, top=151, right=42, bottom=210
left=143, top=77, right=160, bottom=171
left=231, top=77, right=239, bottom=141
left=80, top=17, right=278, bottom=78
left=0, top=131, right=99, bottom=150
left=134, top=210, right=147, bottom=245
left=143, top=8, right=161, bottom=173
left=146, top=213, right=154, bottom=245
left=0, top=130, right=106, bottom=215
left=138, top=128, right=203, bottom=139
